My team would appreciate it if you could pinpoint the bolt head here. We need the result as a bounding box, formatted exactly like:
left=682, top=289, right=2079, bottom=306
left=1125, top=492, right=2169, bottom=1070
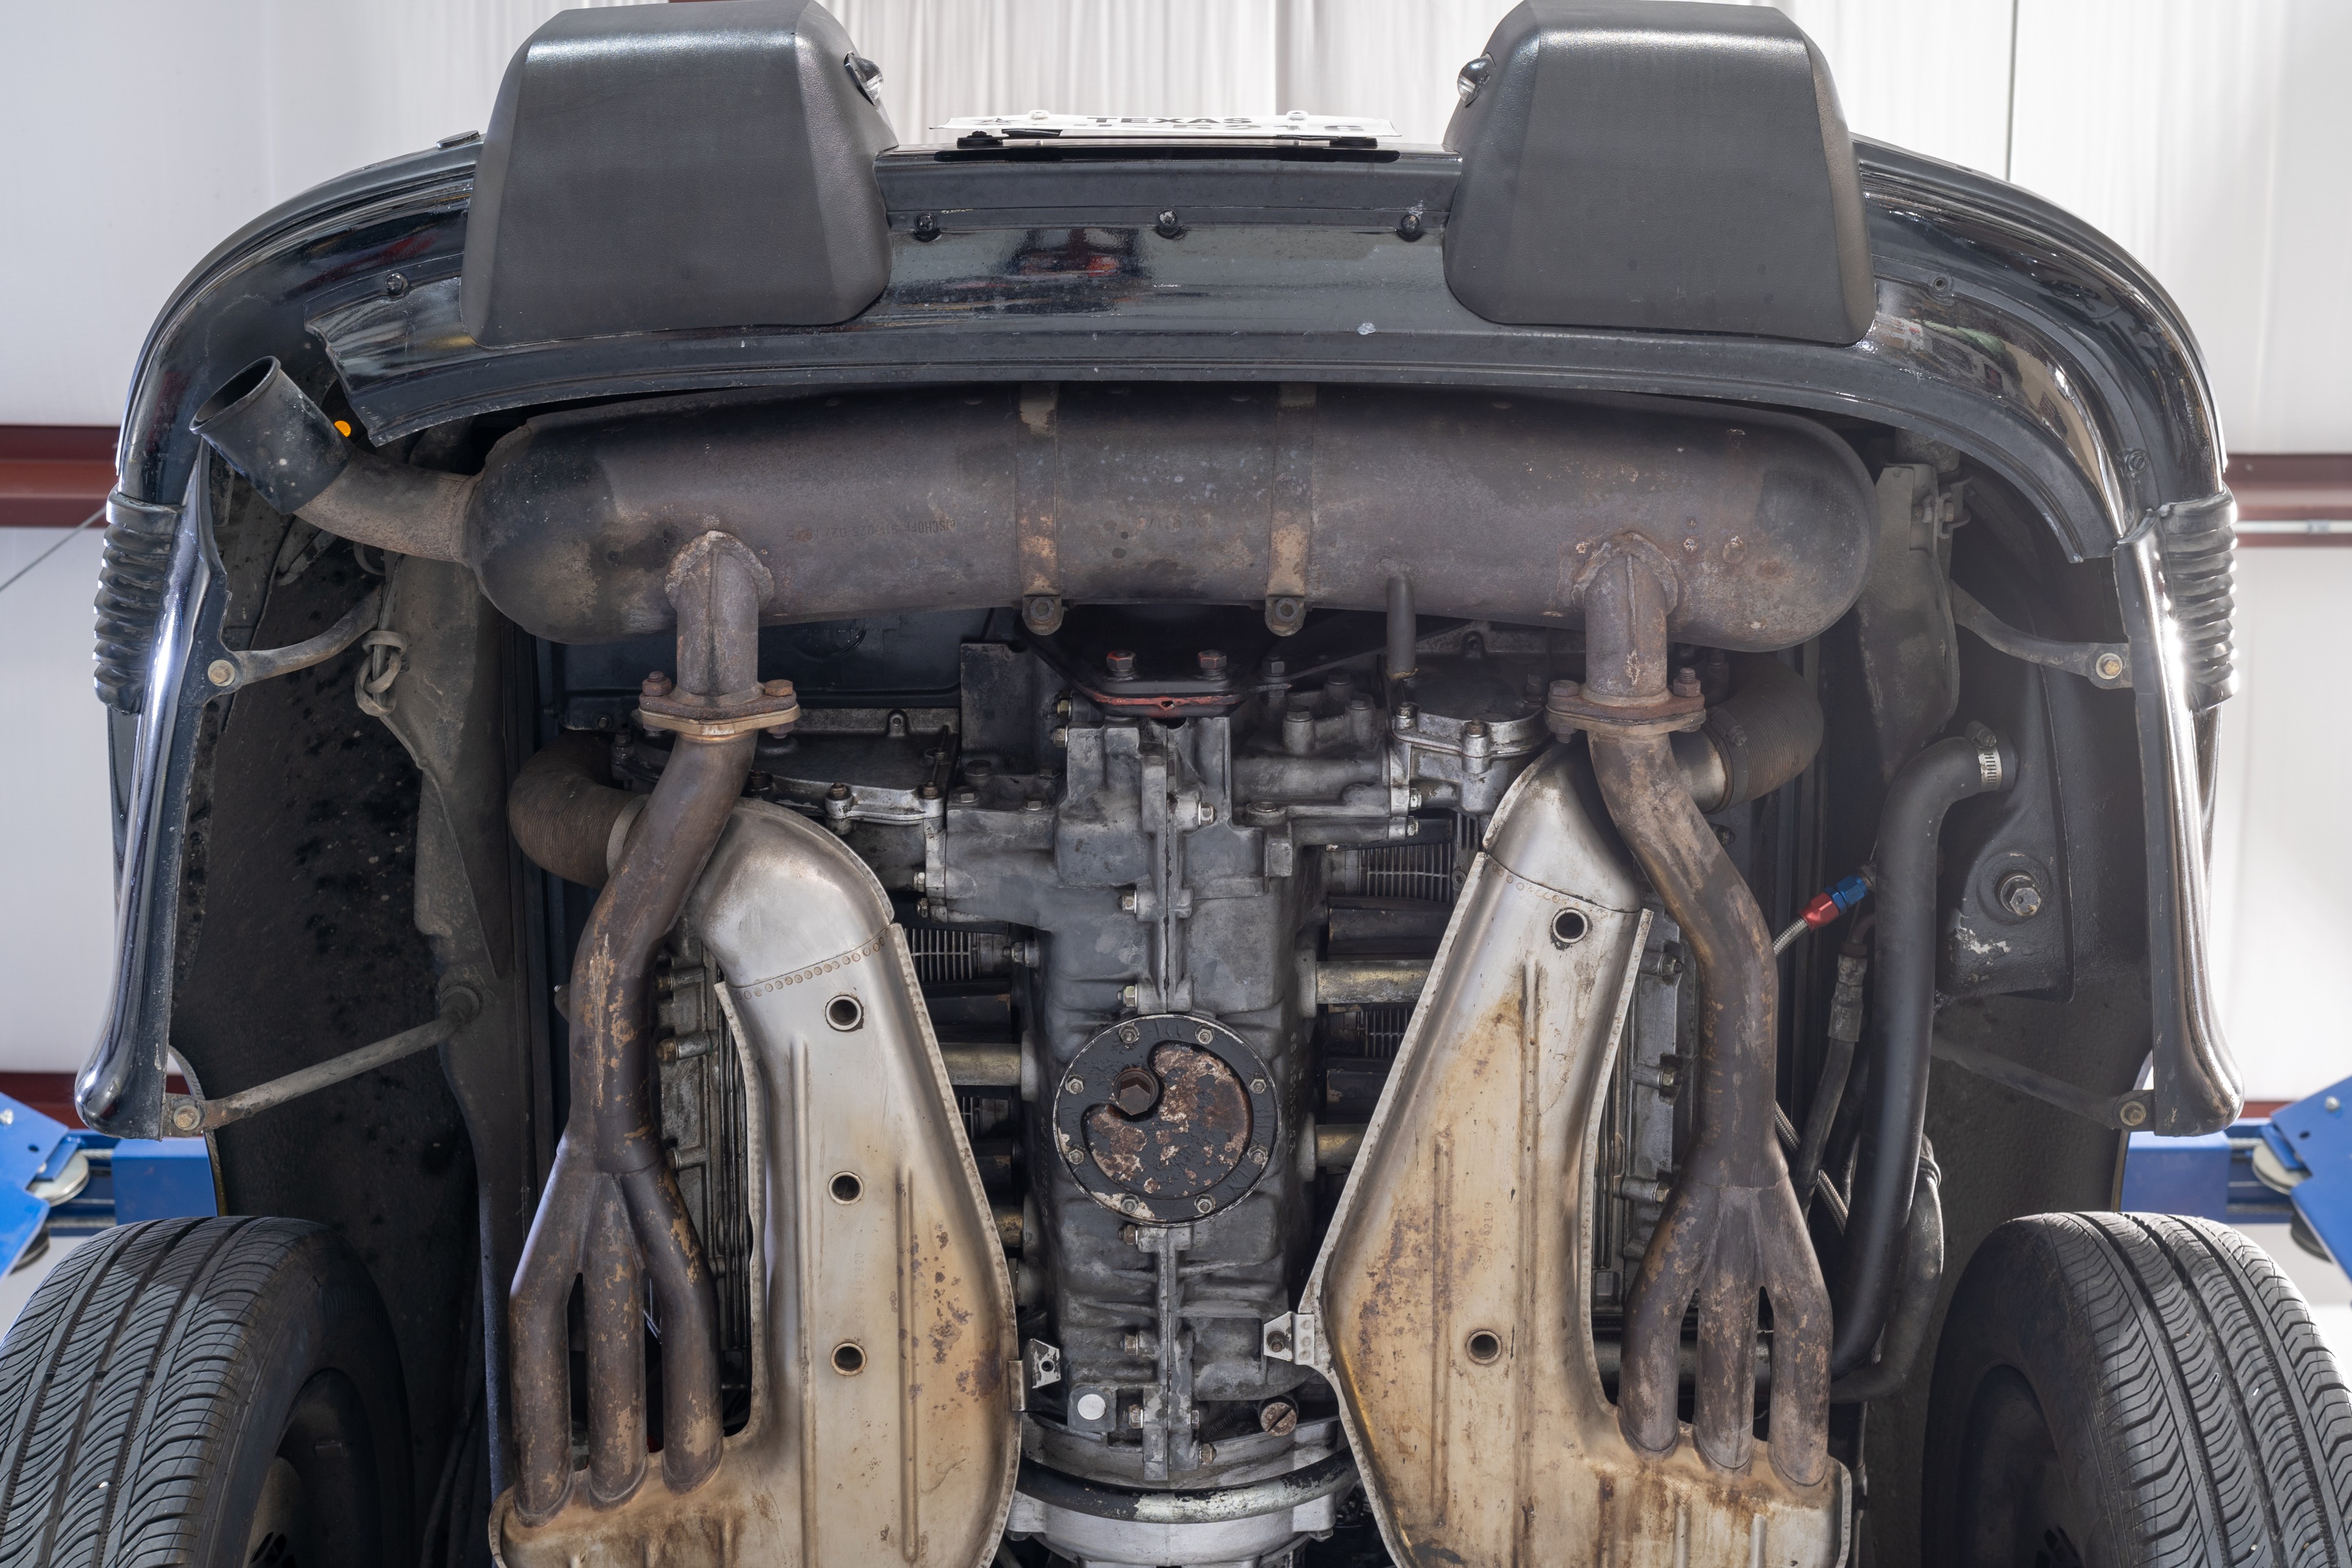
left=1197, top=648, right=1228, bottom=676
left=206, top=659, right=236, bottom=687
left=1110, top=1066, right=1160, bottom=1117
left=827, top=782, right=852, bottom=800
left=1671, top=667, right=1702, bottom=699
left=1195, top=1196, right=1216, bottom=1215
left=1120, top=891, right=1138, bottom=912
left=1065, top=1077, right=1085, bottom=1094
left=1105, top=650, right=1137, bottom=680
left=1118, top=1022, right=1141, bottom=1044
left=1265, top=1329, right=1292, bottom=1354
left=2119, top=1099, right=2149, bottom=1127
left=1198, top=1027, right=1216, bottom=1045
left=2096, top=652, right=2125, bottom=680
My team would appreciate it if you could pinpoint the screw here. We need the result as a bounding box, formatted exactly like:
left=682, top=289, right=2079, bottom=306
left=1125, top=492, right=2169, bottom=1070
left=1250, top=1145, right=1269, bottom=1165
left=2096, top=651, right=2126, bottom=681
left=1198, top=1027, right=1215, bottom=1045
left=1195, top=1196, right=1216, bottom=1215
left=1155, top=209, right=1184, bottom=239
left=913, top=212, right=941, bottom=242
left=1120, top=987, right=1138, bottom=1010
left=1265, top=1328, right=1291, bottom=1354
left=1997, top=871, right=2044, bottom=918
left=1065, top=1146, right=1085, bottom=1165
left=1395, top=209, right=1424, bottom=242
left=1105, top=650, right=1137, bottom=680
left=1120, top=1195, right=1144, bottom=1215
left=1249, top=1076, right=1269, bottom=1094
left=2119, top=1099, right=2149, bottom=1127
left=1120, top=891, right=1138, bottom=912
left=206, top=659, right=236, bottom=687
left=1259, top=1399, right=1299, bottom=1436
left=642, top=671, right=674, bottom=699
left=1065, top=1077, right=1085, bottom=1094
left=1197, top=649, right=1228, bottom=676
left=171, top=1102, right=202, bottom=1132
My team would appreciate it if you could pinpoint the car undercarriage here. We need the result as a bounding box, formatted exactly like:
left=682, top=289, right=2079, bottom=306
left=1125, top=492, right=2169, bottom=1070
left=5, top=3, right=2344, bottom=1567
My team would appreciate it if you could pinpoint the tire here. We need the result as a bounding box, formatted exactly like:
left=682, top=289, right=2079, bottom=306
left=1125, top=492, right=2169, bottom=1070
left=0, top=1216, right=412, bottom=1566
left=1924, top=1212, right=2352, bottom=1567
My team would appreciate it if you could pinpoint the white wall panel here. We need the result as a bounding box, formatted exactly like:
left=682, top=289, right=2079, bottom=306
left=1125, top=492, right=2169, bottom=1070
left=1772, top=0, right=2016, bottom=178
left=2205, top=550, right=2352, bottom=1099
left=831, top=0, right=1281, bottom=143
left=0, top=533, right=115, bottom=1072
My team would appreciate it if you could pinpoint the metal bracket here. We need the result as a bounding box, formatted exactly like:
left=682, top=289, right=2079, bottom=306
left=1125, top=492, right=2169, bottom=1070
left=163, top=988, right=479, bottom=1135
left=1024, top=1338, right=1064, bottom=1393
left=202, top=586, right=382, bottom=694
left=1949, top=584, right=2131, bottom=690
left=1932, top=1034, right=2151, bottom=1130
left=1260, top=1309, right=1325, bottom=1371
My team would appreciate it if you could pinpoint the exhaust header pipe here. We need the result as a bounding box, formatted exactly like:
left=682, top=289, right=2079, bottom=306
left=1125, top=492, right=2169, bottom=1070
left=193, top=365, right=1879, bottom=651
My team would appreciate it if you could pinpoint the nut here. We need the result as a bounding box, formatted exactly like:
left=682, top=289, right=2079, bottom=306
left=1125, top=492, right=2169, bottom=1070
left=642, top=671, right=674, bottom=699
left=1997, top=871, right=2044, bottom=919
left=1671, top=667, right=1702, bottom=699
left=1197, top=649, right=1229, bottom=676
left=1105, top=650, right=1137, bottom=680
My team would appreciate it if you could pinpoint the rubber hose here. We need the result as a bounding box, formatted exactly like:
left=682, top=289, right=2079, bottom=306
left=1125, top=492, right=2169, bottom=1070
left=1830, top=730, right=2010, bottom=1375
left=1831, top=1144, right=1943, bottom=1402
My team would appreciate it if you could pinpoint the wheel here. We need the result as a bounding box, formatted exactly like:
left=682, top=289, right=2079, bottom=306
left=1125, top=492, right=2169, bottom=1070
left=0, top=1216, right=412, bottom=1566
left=1924, top=1212, right=2352, bottom=1567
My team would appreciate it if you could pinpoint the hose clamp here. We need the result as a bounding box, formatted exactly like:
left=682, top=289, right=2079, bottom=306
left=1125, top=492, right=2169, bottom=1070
left=1966, top=721, right=2004, bottom=789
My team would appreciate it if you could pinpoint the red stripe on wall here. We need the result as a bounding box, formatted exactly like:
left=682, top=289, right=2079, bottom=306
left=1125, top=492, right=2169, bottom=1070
left=0, top=426, right=116, bottom=527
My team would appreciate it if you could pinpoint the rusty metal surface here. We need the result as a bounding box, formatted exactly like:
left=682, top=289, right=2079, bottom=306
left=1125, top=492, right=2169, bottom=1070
left=1305, top=747, right=1846, bottom=1566
left=498, top=800, right=1018, bottom=1565
left=430, top=386, right=1878, bottom=653
left=1578, top=551, right=1832, bottom=1489
left=1051, top=1015, right=1280, bottom=1226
